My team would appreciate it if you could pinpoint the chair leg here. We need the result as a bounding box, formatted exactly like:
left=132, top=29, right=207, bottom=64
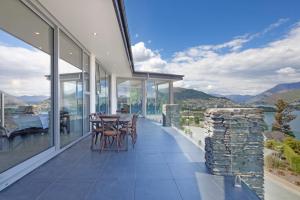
left=94, top=133, right=98, bottom=145
left=90, top=132, right=95, bottom=149
left=116, top=135, right=119, bottom=152
left=110, top=137, right=115, bottom=147
left=100, top=135, right=105, bottom=152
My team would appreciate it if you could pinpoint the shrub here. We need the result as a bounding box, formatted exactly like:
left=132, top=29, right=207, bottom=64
left=194, top=116, right=200, bottom=125
left=283, top=144, right=300, bottom=173
left=265, top=140, right=281, bottom=150
left=284, top=137, right=300, bottom=154
left=265, top=154, right=285, bottom=169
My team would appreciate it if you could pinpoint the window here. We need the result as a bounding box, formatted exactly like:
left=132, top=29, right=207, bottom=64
left=0, top=0, right=53, bottom=173
left=117, top=79, right=143, bottom=114
left=157, top=82, right=169, bottom=114
left=83, top=53, right=90, bottom=133
left=59, top=31, right=83, bottom=147
left=146, top=80, right=156, bottom=115
left=146, top=80, right=169, bottom=122
left=95, top=63, right=109, bottom=114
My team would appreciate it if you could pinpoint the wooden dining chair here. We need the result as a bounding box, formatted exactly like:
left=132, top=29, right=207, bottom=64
left=119, top=114, right=138, bottom=148
left=99, top=116, right=120, bottom=152
left=130, top=114, right=138, bottom=148
left=90, top=113, right=102, bottom=149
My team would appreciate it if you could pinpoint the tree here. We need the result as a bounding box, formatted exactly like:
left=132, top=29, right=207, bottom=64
left=272, top=99, right=296, bottom=137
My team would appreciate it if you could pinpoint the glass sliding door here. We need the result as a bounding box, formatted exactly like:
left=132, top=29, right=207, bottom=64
left=83, top=53, right=90, bottom=133
left=145, top=80, right=169, bottom=122
left=146, top=80, right=156, bottom=115
left=59, top=31, right=83, bottom=147
left=117, top=79, right=143, bottom=114
left=95, top=63, right=109, bottom=114
left=0, top=0, right=53, bottom=173
left=157, top=82, right=169, bottom=114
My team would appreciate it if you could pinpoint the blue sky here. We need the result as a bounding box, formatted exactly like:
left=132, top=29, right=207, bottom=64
left=125, top=0, right=300, bottom=95
left=125, top=0, right=300, bottom=58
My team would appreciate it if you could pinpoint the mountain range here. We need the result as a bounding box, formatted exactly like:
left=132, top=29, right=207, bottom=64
left=212, top=81, right=300, bottom=105
left=18, top=95, right=49, bottom=104
left=172, top=87, right=238, bottom=108
left=246, top=82, right=300, bottom=105
left=172, top=81, right=300, bottom=108
left=173, top=87, right=219, bottom=102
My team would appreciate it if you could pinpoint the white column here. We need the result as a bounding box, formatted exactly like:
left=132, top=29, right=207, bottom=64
left=1, top=93, right=4, bottom=127
left=53, top=26, right=60, bottom=149
left=142, top=80, right=147, bottom=117
left=90, top=54, right=96, bottom=113
left=169, top=81, right=174, bottom=104
left=110, top=73, right=117, bottom=114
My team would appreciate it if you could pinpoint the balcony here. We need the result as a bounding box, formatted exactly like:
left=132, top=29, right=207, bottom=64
left=1, top=118, right=259, bottom=200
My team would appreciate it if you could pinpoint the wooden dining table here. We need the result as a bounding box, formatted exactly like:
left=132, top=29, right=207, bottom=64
left=90, top=114, right=131, bottom=151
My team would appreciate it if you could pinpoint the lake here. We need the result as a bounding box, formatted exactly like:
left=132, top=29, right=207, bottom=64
left=264, top=111, right=300, bottom=139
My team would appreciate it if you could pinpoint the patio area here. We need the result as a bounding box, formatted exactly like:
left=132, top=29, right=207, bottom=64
left=0, top=119, right=259, bottom=200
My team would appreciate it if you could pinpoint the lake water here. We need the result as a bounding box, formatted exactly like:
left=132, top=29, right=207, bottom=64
left=264, top=111, right=300, bottom=139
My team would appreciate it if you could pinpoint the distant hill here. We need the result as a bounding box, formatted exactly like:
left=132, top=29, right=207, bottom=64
left=0, top=91, right=26, bottom=106
left=171, top=87, right=238, bottom=108
left=18, top=95, right=49, bottom=104
left=173, top=87, right=217, bottom=102
left=247, top=81, right=300, bottom=105
left=212, top=94, right=254, bottom=104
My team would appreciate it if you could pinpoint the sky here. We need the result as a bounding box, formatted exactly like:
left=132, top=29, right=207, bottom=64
left=124, top=0, right=300, bottom=95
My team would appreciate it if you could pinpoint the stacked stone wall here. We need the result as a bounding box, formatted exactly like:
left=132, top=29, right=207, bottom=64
left=204, top=108, right=264, bottom=199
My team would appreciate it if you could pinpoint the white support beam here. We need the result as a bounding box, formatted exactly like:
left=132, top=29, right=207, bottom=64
left=1, top=93, right=4, bottom=127
left=142, top=80, right=147, bottom=117
left=169, top=81, right=174, bottom=104
left=89, top=54, right=96, bottom=113
left=110, top=73, right=117, bottom=114
left=53, top=26, right=60, bottom=150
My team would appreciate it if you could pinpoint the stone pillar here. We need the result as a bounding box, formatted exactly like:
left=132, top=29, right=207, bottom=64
left=162, top=104, right=180, bottom=127
left=204, top=108, right=264, bottom=199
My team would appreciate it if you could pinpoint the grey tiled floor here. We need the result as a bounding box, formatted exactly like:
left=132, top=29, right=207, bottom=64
left=0, top=119, right=259, bottom=200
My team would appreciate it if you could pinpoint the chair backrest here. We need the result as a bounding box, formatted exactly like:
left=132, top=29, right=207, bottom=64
left=99, top=115, right=120, bottom=131
left=89, top=113, right=98, bottom=120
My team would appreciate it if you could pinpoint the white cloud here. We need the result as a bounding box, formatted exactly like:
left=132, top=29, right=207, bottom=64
left=131, top=42, right=166, bottom=72
left=0, top=45, right=51, bottom=96
left=132, top=20, right=300, bottom=95
left=276, top=67, right=297, bottom=75
left=0, top=44, right=82, bottom=96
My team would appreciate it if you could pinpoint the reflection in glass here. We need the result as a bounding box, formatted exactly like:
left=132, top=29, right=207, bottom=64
left=157, top=82, right=169, bottom=114
left=0, top=0, right=53, bottom=173
left=96, top=63, right=109, bottom=114
left=59, top=32, right=83, bottom=147
left=146, top=80, right=157, bottom=115
left=146, top=80, right=169, bottom=122
left=83, top=53, right=90, bottom=133
left=117, top=79, right=142, bottom=114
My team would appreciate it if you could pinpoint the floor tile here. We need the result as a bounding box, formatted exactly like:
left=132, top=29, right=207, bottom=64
left=135, top=179, right=182, bottom=200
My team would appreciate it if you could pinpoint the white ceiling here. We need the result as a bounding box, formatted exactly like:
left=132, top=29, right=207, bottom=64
left=38, top=0, right=132, bottom=77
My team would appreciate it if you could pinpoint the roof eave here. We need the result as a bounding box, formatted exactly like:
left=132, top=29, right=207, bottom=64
left=113, top=0, right=184, bottom=81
